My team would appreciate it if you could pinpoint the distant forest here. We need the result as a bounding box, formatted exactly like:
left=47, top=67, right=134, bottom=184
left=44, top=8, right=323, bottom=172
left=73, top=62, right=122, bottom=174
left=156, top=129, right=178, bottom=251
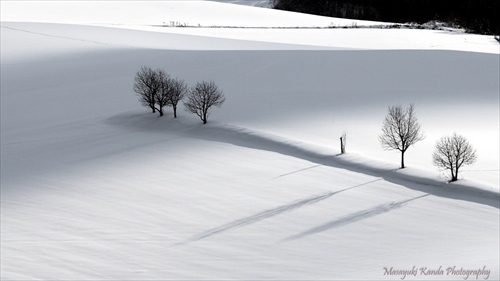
left=271, top=0, right=499, bottom=35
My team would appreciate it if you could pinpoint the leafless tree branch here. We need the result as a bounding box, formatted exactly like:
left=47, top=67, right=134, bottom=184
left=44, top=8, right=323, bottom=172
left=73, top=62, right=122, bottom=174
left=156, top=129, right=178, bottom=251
left=134, top=66, right=160, bottom=114
left=379, top=103, right=425, bottom=168
left=432, top=132, right=477, bottom=182
left=184, top=81, right=225, bottom=124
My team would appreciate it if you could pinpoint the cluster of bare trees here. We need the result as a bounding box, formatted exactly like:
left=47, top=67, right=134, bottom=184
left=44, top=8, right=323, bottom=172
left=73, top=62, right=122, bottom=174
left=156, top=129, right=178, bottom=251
left=378, top=103, right=477, bottom=182
left=135, top=67, right=476, bottom=182
left=134, top=66, right=225, bottom=124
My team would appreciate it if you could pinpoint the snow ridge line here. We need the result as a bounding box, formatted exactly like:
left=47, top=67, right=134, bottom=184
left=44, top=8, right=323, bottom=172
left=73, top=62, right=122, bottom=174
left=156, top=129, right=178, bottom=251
left=158, top=23, right=463, bottom=32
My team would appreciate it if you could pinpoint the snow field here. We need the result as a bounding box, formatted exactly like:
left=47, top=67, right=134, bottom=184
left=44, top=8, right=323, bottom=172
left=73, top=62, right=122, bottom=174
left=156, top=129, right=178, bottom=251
left=1, top=1, right=499, bottom=279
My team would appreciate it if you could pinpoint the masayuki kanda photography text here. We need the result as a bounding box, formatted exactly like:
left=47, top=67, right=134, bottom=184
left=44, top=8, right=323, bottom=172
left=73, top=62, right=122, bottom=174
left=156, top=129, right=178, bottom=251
left=383, top=266, right=491, bottom=280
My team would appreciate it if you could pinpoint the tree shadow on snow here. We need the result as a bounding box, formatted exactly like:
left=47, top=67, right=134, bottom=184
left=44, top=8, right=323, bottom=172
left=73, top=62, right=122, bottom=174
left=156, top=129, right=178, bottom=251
left=106, top=113, right=499, bottom=211
left=283, top=194, right=430, bottom=241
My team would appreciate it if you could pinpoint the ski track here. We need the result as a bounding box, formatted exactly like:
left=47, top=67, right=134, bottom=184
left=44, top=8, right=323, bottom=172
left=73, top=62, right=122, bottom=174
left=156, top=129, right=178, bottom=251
left=1, top=25, right=119, bottom=47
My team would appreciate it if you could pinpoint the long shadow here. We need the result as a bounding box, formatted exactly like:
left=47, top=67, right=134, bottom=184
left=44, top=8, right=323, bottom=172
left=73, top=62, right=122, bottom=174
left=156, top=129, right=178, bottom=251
left=283, top=194, right=430, bottom=241
left=183, top=123, right=499, bottom=209
left=178, top=178, right=382, bottom=245
left=106, top=115, right=499, bottom=209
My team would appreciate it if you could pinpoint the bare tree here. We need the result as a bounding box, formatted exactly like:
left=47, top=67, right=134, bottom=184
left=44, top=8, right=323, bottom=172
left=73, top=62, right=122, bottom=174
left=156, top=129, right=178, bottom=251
left=184, top=81, right=225, bottom=124
left=167, top=78, right=188, bottom=118
left=432, top=133, right=477, bottom=182
left=154, top=69, right=171, bottom=117
left=134, top=66, right=160, bottom=113
left=340, top=131, right=347, bottom=154
left=379, top=103, right=425, bottom=168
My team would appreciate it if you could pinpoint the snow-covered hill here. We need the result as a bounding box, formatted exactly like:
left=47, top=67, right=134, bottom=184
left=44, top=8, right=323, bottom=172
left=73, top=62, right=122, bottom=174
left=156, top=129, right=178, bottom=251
left=210, top=0, right=272, bottom=8
left=1, top=1, right=499, bottom=280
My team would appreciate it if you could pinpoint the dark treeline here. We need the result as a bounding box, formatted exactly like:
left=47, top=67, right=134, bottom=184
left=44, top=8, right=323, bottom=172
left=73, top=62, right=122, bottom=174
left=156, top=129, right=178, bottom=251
left=272, top=0, right=499, bottom=35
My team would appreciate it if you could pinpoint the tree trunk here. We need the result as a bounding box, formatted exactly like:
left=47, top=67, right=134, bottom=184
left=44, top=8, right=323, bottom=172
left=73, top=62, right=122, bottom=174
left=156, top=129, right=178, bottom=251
left=450, top=169, right=457, bottom=182
left=202, top=110, right=207, bottom=124
left=340, top=137, right=345, bottom=154
left=173, top=105, right=177, bottom=118
left=401, top=151, right=405, bottom=169
left=453, top=166, right=459, bottom=182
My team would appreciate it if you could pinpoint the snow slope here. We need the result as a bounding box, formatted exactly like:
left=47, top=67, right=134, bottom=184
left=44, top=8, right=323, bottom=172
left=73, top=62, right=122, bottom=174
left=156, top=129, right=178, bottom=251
left=211, top=0, right=272, bottom=8
left=0, top=1, right=381, bottom=28
left=1, top=1, right=499, bottom=280
left=2, top=1, right=498, bottom=53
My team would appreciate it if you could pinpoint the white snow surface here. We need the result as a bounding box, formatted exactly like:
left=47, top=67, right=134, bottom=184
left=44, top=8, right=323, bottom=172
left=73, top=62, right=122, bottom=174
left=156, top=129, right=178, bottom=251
left=1, top=1, right=499, bottom=280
